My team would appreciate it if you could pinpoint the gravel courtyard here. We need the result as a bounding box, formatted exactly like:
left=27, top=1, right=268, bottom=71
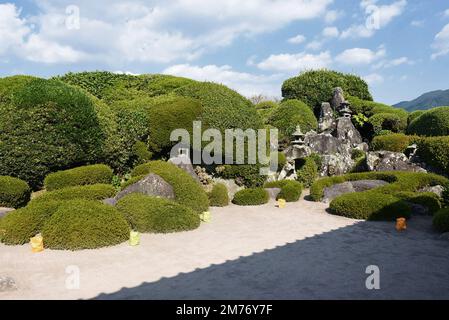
left=1, top=195, right=449, bottom=300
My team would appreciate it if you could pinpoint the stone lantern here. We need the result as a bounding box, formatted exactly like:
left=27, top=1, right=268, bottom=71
left=291, top=125, right=305, bottom=146
left=339, top=102, right=353, bottom=119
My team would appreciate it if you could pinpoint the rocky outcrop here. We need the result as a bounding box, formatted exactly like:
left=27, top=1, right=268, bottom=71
left=318, top=102, right=336, bottom=133
left=366, top=151, right=426, bottom=173
left=304, top=131, right=341, bottom=155
left=418, top=185, right=444, bottom=197
left=351, top=180, right=389, bottom=192
left=336, top=117, right=362, bottom=146
left=115, top=173, right=175, bottom=202
left=322, top=180, right=389, bottom=203
left=320, top=154, right=354, bottom=177
left=331, top=87, right=345, bottom=110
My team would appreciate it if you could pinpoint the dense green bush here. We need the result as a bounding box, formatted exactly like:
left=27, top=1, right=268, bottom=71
left=131, top=141, right=153, bottom=166
left=219, top=164, right=267, bottom=188
left=277, top=152, right=287, bottom=171
left=174, top=82, right=262, bottom=132
left=0, top=77, right=107, bottom=189
left=282, top=70, right=372, bottom=111
left=408, top=106, right=449, bottom=136
left=256, top=101, right=279, bottom=124
left=296, top=157, right=318, bottom=187
left=268, top=99, right=317, bottom=139
left=117, top=193, right=200, bottom=233
left=395, top=191, right=442, bottom=215
left=0, top=75, right=37, bottom=103
left=0, top=176, right=31, bottom=208
left=408, top=110, right=425, bottom=126
left=33, top=184, right=116, bottom=204
left=371, top=133, right=413, bottom=153
left=264, top=180, right=303, bottom=202
left=369, top=113, right=407, bottom=135
left=208, top=183, right=230, bottom=207
left=44, top=164, right=113, bottom=191
left=147, top=96, right=202, bottom=153
left=433, top=208, right=449, bottom=233
left=329, top=191, right=412, bottom=221
left=415, top=136, right=449, bottom=174
left=131, top=161, right=209, bottom=212
left=0, top=200, right=63, bottom=245
left=442, top=184, right=449, bottom=208
left=42, top=200, right=129, bottom=250
left=232, top=188, right=269, bottom=206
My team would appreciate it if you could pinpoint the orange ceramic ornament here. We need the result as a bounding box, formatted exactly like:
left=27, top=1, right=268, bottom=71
left=396, top=218, right=407, bottom=231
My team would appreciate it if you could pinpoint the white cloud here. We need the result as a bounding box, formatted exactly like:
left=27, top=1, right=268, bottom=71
left=163, top=64, right=282, bottom=97
left=445, top=9, right=449, bottom=17
left=336, top=47, right=386, bottom=66
left=341, top=0, right=407, bottom=39
left=374, top=56, right=413, bottom=69
left=363, top=73, right=384, bottom=85
left=410, top=20, right=424, bottom=27
left=432, top=23, right=449, bottom=59
left=324, top=10, right=342, bottom=24
left=0, top=3, right=30, bottom=55
left=288, top=34, right=306, bottom=44
left=257, top=51, right=332, bottom=72
left=322, top=27, right=339, bottom=38
left=306, top=40, right=324, bottom=51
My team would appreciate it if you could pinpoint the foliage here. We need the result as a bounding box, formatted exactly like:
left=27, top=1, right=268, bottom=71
left=131, top=141, right=153, bottom=166
left=264, top=180, right=303, bottom=202
left=433, top=208, right=449, bottom=233
left=296, top=157, right=318, bottom=188
left=371, top=133, right=413, bottom=153
left=208, top=183, right=230, bottom=207
left=0, top=176, right=31, bottom=208
left=44, top=164, right=113, bottom=191
left=32, top=184, right=116, bottom=204
left=255, top=101, right=279, bottom=124
left=407, top=106, right=449, bottom=136
left=232, top=188, right=269, bottom=206
left=407, top=110, right=425, bottom=126
left=415, top=136, right=449, bottom=175
left=219, top=164, right=267, bottom=188
left=395, top=191, right=442, bottom=215
left=369, top=113, right=407, bottom=136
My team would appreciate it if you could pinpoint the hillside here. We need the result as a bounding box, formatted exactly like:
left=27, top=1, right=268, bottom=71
left=394, top=89, right=449, bottom=111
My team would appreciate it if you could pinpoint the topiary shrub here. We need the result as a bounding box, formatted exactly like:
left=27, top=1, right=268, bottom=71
left=369, top=113, right=407, bottom=135
left=0, top=200, right=63, bottom=245
left=329, top=191, right=412, bottom=221
left=268, top=99, right=317, bottom=140
left=42, top=199, right=129, bottom=250
left=0, top=77, right=106, bottom=189
left=44, top=164, right=113, bottom=191
left=208, top=183, right=230, bottom=207
left=147, top=96, right=202, bottom=153
left=131, top=161, right=209, bottom=213
left=282, top=70, right=372, bottom=111
left=255, top=101, right=279, bottom=124
left=0, top=176, right=31, bottom=208
left=264, top=180, right=303, bottom=202
left=415, top=136, right=449, bottom=175
left=116, top=193, right=200, bottom=233
left=219, top=164, right=267, bottom=188
left=296, top=157, right=318, bottom=188
left=33, top=184, right=116, bottom=204
left=442, top=184, right=449, bottom=208
left=433, top=208, right=449, bottom=233
left=371, top=133, right=413, bottom=153
left=407, top=110, right=425, bottom=126
left=395, top=191, right=442, bottom=215
left=408, top=106, right=449, bottom=136
left=131, top=141, right=153, bottom=166
left=232, top=188, right=269, bottom=206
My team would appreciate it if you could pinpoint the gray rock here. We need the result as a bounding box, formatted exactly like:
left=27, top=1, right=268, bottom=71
left=418, top=185, right=444, bottom=197
left=0, top=276, right=17, bottom=292
left=115, top=173, right=175, bottom=201
left=354, top=142, right=369, bottom=153
left=323, top=182, right=355, bottom=203
left=336, top=117, right=362, bottom=145
left=0, top=207, right=14, bottom=218
left=351, top=180, right=388, bottom=192
left=331, top=87, right=346, bottom=110
left=304, top=132, right=341, bottom=155
left=103, top=198, right=117, bottom=206
left=318, top=102, right=336, bottom=133
left=366, top=151, right=426, bottom=173
left=265, top=188, right=282, bottom=200
left=169, top=155, right=200, bottom=183
left=320, top=154, right=354, bottom=177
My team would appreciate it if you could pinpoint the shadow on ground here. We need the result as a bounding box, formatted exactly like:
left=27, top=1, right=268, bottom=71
left=95, top=216, right=449, bottom=300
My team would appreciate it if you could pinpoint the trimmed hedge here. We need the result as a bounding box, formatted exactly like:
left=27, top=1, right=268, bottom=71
left=264, top=180, right=303, bottom=202
left=371, top=133, right=413, bottom=153
left=256, top=101, right=279, bottom=124
left=0, top=176, right=31, bottom=208
left=268, top=99, right=317, bottom=139
left=369, top=112, right=407, bottom=135
left=296, top=157, right=318, bottom=187
left=33, top=184, right=116, bottom=204
left=415, top=136, right=449, bottom=175
left=219, top=164, right=267, bottom=188
left=44, top=164, right=113, bottom=191
left=116, top=193, right=200, bottom=233
left=282, top=70, right=372, bottom=111
left=0, top=78, right=106, bottom=189
left=433, top=208, right=449, bottom=233
left=232, top=188, right=269, bottom=206
left=131, top=141, right=153, bottom=166
left=329, top=192, right=412, bottom=221
left=208, top=183, right=230, bottom=207
left=408, top=106, right=449, bottom=137
left=42, top=200, right=129, bottom=250
left=443, top=184, right=449, bottom=208
left=408, top=110, right=425, bottom=126
left=395, top=191, right=442, bottom=215
left=131, top=161, right=209, bottom=213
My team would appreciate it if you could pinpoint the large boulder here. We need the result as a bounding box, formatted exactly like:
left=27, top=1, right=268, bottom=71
left=366, top=151, right=426, bottom=172
left=331, top=87, right=346, bottom=110
left=418, top=185, right=444, bottom=197
left=304, top=131, right=341, bottom=155
left=322, top=180, right=389, bottom=202
left=168, top=154, right=200, bottom=183
left=318, top=102, right=336, bottom=133
left=351, top=180, right=389, bottom=192
left=336, top=117, right=363, bottom=146
left=115, top=173, right=175, bottom=201
left=320, top=154, right=354, bottom=177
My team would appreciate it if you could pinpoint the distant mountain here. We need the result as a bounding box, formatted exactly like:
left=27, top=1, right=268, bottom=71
left=394, top=89, right=449, bottom=111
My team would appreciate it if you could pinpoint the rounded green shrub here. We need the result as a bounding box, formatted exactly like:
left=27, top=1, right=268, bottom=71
left=131, top=161, right=209, bottom=213
left=44, top=164, right=113, bottom=191
left=415, top=136, right=449, bottom=174
left=232, top=188, right=269, bottom=206
left=0, top=176, right=31, bottom=208
left=371, top=133, right=412, bottom=153
left=0, top=75, right=37, bottom=104
left=369, top=113, right=407, bottom=135
left=442, top=184, right=449, bottom=208
left=131, top=141, right=153, bottom=166
left=116, top=193, right=200, bottom=233
left=0, top=200, right=63, bottom=245
left=147, top=96, right=202, bottom=152
left=282, top=70, right=372, bottom=111
left=33, top=184, right=116, bottom=204
left=219, top=164, right=267, bottom=188
left=256, top=101, right=279, bottom=124
left=208, top=183, right=230, bottom=207
left=330, top=191, right=412, bottom=221
left=174, top=82, right=262, bottom=132
left=264, top=180, right=303, bottom=202
left=408, top=110, right=425, bottom=126
left=0, top=77, right=106, bottom=189
left=433, top=208, right=449, bottom=233
left=408, top=106, right=449, bottom=136
left=296, top=157, right=318, bottom=188
left=42, top=199, right=129, bottom=250
left=395, top=191, right=442, bottom=215
left=268, top=99, right=317, bottom=139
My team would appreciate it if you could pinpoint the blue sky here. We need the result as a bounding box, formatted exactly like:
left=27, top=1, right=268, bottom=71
left=1, top=0, right=449, bottom=104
